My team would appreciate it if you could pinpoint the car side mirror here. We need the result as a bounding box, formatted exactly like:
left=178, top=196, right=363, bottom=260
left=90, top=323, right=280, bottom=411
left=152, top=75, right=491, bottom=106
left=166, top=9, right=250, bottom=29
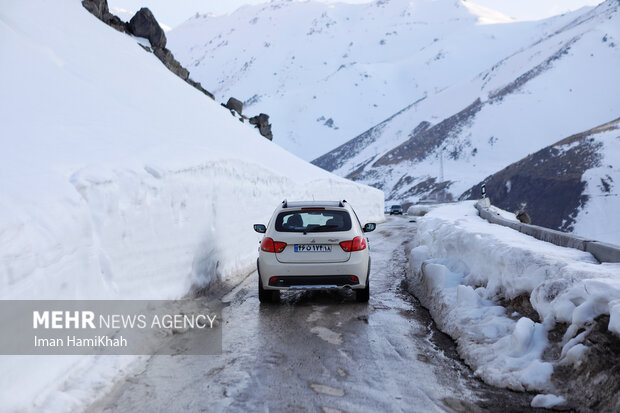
left=363, top=223, right=376, bottom=233
left=253, top=224, right=267, bottom=233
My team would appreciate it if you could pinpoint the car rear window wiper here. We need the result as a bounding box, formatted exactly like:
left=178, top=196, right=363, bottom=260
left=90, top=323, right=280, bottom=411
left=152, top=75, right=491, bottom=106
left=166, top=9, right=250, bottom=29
left=303, top=224, right=339, bottom=234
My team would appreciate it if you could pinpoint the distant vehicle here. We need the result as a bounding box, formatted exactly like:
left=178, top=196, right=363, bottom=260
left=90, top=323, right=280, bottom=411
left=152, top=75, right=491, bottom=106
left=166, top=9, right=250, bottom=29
left=389, top=205, right=403, bottom=215
left=253, top=200, right=376, bottom=303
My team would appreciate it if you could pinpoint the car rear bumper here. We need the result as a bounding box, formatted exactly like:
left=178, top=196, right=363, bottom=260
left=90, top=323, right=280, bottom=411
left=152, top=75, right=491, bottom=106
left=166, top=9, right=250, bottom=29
left=258, top=252, right=369, bottom=290
left=268, top=275, right=360, bottom=288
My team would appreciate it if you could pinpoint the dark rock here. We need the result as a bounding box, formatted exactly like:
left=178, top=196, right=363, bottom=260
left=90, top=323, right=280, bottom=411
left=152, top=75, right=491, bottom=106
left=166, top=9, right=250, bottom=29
left=516, top=211, right=531, bottom=224
left=187, top=79, right=214, bottom=99
left=153, top=48, right=188, bottom=80
left=82, top=0, right=108, bottom=20
left=82, top=0, right=128, bottom=33
left=106, top=14, right=129, bottom=33
left=249, top=113, right=273, bottom=140
left=128, top=8, right=166, bottom=49
left=224, top=97, right=243, bottom=115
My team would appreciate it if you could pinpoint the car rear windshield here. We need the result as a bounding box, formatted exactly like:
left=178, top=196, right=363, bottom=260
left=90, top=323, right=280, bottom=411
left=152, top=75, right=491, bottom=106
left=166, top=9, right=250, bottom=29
left=275, top=210, right=352, bottom=233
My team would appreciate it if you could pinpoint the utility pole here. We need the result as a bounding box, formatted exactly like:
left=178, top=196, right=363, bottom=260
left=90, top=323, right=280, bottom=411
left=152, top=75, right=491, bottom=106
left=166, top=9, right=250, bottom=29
left=439, top=148, right=444, bottom=182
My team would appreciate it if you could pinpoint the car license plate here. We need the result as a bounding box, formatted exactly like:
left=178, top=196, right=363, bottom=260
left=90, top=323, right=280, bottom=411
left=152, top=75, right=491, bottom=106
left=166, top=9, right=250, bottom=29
left=294, top=244, right=332, bottom=252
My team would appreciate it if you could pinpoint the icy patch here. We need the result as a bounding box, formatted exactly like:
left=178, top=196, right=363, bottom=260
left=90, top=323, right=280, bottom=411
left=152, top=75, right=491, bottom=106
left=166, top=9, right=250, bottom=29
left=310, top=326, right=343, bottom=346
left=306, top=306, right=324, bottom=322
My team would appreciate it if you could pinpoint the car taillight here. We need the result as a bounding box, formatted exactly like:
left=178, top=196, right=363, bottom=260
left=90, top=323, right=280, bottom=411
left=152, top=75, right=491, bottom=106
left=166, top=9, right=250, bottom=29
left=260, top=237, right=287, bottom=253
left=340, top=236, right=366, bottom=252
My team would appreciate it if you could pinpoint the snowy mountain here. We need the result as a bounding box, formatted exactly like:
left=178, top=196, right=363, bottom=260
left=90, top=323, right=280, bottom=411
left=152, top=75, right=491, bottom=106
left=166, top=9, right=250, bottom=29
left=461, top=117, right=620, bottom=243
left=0, top=0, right=382, bottom=410
left=313, top=0, right=620, bottom=242
left=167, top=0, right=554, bottom=160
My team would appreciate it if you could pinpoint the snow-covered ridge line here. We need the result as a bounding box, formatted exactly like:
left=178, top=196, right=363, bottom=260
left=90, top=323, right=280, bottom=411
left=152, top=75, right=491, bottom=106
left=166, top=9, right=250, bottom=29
left=407, top=202, right=620, bottom=408
left=475, top=200, right=620, bottom=263
left=168, top=0, right=554, bottom=160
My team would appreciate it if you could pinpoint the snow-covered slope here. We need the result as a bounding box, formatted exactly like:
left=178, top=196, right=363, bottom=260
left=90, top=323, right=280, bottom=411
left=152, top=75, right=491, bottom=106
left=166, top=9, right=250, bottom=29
left=0, top=0, right=382, bottom=410
left=313, top=0, right=620, bottom=240
left=461, top=118, right=620, bottom=244
left=167, top=0, right=553, bottom=160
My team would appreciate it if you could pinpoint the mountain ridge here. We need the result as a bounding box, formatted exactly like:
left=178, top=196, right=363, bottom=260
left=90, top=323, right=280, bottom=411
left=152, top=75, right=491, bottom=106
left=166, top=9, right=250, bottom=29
left=168, top=0, right=557, bottom=159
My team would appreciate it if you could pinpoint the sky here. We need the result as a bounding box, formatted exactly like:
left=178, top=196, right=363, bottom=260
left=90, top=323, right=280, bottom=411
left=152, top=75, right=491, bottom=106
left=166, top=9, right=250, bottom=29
left=107, top=0, right=605, bottom=29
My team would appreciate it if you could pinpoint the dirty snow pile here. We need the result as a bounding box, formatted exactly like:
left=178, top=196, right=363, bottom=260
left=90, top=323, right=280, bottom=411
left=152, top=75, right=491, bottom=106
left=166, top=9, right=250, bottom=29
left=408, top=202, right=620, bottom=407
left=0, top=0, right=382, bottom=411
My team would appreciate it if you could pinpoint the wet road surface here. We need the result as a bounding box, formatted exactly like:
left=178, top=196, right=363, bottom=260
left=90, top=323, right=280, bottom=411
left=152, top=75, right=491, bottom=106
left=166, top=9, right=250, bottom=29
left=87, top=217, right=542, bottom=412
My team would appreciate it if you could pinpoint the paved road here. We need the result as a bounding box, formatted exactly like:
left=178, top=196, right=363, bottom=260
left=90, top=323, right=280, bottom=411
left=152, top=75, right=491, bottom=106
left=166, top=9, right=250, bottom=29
left=88, top=217, right=540, bottom=412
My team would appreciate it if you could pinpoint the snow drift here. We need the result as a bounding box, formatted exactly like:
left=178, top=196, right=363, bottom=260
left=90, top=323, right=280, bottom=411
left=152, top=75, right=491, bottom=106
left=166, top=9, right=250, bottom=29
left=0, top=0, right=382, bottom=411
left=408, top=202, right=620, bottom=407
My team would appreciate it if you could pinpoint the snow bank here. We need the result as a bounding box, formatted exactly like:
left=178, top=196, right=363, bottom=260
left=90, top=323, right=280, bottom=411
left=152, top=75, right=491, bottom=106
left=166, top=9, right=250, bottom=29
left=0, top=0, right=383, bottom=411
left=407, top=201, right=620, bottom=392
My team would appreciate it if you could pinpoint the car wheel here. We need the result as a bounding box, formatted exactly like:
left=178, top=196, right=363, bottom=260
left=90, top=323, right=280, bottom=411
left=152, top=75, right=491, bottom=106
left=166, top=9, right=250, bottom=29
left=258, top=275, right=273, bottom=303
left=257, top=260, right=277, bottom=303
left=356, top=274, right=369, bottom=303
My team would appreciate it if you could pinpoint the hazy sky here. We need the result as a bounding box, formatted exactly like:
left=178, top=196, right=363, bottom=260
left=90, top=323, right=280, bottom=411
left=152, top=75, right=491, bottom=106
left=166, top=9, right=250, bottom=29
left=108, top=0, right=605, bottom=29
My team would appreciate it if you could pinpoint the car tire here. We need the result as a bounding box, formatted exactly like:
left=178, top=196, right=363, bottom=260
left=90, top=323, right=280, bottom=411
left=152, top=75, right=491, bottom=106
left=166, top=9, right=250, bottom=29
left=356, top=271, right=370, bottom=303
left=258, top=275, right=272, bottom=303
left=257, top=260, right=278, bottom=304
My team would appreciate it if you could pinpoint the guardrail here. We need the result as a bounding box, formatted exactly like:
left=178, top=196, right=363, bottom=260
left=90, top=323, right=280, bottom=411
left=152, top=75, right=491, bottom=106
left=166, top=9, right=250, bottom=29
left=475, top=199, right=620, bottom=264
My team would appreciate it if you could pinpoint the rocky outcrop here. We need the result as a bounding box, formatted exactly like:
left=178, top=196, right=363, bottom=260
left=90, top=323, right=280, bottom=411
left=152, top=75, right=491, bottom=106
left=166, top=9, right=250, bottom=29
left=249, top=114, right=273, bottom=141
left=186, top=79, right=214, bottom=99
left=224, top=97, right=243, bottom=115
left=153, top=48, right=188, bottom=79
left=82, top=0, right=108, bottom=20
left=81, top=0, right=214, bottom=99
left=83, top=1, right=277, bottom=140
left=129, top=8, right=166, bottom=49
left=82, top=0, right=128, bottom=33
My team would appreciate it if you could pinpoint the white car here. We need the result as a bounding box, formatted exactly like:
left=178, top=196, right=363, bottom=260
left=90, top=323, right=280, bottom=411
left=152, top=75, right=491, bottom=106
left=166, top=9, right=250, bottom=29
left=253, top=200, right=376, bottom=303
